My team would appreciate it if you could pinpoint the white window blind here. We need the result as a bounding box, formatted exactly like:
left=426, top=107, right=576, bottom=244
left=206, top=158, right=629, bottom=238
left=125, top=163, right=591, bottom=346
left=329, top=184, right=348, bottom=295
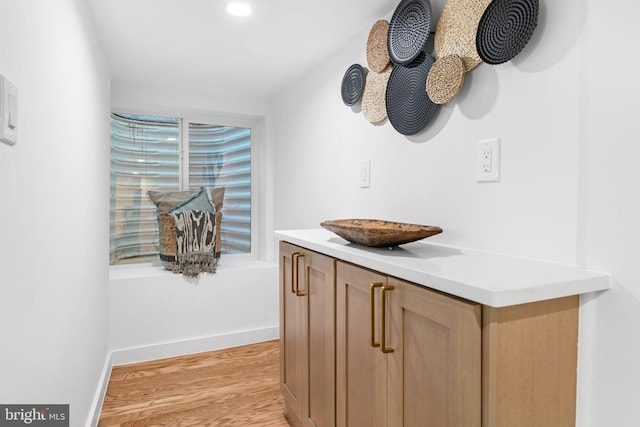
left=110, top=113, right=252, bottom=265
left=188, top=123, right=252, bottom=254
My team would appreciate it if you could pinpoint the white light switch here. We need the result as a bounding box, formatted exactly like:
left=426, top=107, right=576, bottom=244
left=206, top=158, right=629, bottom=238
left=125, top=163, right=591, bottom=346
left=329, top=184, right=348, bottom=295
left=0, top=74, right=17, bottom=146
left=360, top=160, right=371, bottom=188
left=8, top=93, right=16, bottom=129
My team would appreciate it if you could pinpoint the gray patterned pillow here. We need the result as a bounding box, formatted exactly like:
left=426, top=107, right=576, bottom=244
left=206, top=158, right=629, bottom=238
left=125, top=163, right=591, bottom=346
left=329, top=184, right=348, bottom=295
left=147, top=188, right=199, bottom=213
left=169, top=187, right=215, bottom=214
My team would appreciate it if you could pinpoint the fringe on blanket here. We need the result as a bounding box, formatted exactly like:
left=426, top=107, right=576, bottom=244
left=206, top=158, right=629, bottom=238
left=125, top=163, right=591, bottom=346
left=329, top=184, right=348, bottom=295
left=171, top=210, right=217, bottom=278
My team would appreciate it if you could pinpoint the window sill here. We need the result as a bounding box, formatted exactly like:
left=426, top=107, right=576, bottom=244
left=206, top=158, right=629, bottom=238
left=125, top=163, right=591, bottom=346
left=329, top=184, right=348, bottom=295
left=109, top=257, right=277, bottom=281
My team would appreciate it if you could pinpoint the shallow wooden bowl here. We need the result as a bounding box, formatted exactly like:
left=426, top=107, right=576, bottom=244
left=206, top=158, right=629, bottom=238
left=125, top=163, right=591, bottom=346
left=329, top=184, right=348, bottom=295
left=320, top=219, right=442, bottom=248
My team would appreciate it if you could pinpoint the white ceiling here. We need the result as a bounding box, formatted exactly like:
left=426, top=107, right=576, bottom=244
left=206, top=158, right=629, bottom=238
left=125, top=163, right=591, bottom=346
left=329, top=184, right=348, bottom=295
left=85, top=0, right=414, bottom=100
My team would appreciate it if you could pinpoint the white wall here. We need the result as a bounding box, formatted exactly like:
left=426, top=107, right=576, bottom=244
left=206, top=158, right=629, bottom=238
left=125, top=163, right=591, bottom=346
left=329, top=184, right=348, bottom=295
left=273, top=0, right=585, bottom=265
left=112, top=80, right=272, bottom=119
left=108, top=82, right=279, bottom=363
left=582, top=1, right=640, bottom=426
left=0, top=1, right=111, bottom=426
left=108, top=260, right=279, bottom=364
left=272, top=0, right=639, bottom=425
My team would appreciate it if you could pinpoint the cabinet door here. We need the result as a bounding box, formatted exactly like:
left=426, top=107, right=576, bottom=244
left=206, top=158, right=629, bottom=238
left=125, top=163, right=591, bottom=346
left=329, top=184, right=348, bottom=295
left=280, top=242, right=336, bottom=427
left=336, top=262, right=388, bottom=427
left=280, top=242, right=305, bottom=424
left=387, top=278, right=481, bottom=427
left=301, top=248, right=335, bottom=427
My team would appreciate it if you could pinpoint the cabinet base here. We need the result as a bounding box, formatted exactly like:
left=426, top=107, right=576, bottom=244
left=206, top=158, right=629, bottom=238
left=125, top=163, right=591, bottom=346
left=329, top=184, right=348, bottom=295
left=482, top=296, right=579, bottom=427
left=283, top=402, right=303, bottom=427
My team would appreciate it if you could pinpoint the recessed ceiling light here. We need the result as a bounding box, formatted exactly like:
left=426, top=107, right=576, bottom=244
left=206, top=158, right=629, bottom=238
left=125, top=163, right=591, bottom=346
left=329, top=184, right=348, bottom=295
left=226, top=2, right=252, bottom=17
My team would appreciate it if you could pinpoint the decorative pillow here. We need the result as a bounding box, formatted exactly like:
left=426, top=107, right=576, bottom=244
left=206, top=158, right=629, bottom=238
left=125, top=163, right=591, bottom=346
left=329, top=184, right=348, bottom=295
left=148, top=187, right=225, bottom=212
left=147, top=188, right=200, bottom=213
left=208, top=187, right=225, bottom=212
left=169, top=186, right=215, bottom=215
left=148, top=186, right=225, bottom=271
left=157, top=212, right=180, bottom=271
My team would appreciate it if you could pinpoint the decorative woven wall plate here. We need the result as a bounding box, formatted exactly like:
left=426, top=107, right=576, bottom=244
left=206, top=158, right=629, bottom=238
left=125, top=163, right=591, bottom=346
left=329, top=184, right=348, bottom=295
left=367, top=20, right=391, bottom=73
left=385, top=52, right=438, bottom=135
left=426, top=54, right=466, bottom=104
left=476, top=0, right=539, bottom=65
left=362, top=66, right=393, bottom=124
left=387, top=0, right=432, bottom=65
left=341, top=64, right=367, bottom=106
left=434, top=0, right=492, bottom=71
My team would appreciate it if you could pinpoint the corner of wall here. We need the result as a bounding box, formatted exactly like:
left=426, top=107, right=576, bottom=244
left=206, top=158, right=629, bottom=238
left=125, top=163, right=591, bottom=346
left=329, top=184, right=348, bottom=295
left=86, top=352, right=113, bottom=427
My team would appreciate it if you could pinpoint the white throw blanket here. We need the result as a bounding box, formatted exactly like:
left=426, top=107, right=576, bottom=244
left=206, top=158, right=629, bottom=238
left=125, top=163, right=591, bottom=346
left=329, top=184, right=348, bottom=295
left=171, top=210, right=217, bottom=278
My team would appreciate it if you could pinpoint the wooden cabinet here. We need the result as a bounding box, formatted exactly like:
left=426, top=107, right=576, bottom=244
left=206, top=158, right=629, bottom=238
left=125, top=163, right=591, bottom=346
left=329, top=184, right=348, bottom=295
left=481, top=297, right=579, bottom=427
left=280, top=241, right=580, bottom=427
left=279, top=242, right=336, bottom=427
left=336, top=261, right=482, bottom=427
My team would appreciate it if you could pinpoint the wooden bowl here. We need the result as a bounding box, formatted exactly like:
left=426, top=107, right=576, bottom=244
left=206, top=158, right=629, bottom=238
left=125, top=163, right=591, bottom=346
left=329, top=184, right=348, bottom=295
left=320, top=219, right=442, bottom=248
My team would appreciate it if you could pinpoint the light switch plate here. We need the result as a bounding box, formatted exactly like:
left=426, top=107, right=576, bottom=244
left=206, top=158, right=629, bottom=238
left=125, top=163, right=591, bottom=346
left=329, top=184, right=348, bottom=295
left=0, top=74, right=17, bottom=146
left=360, top=160, right=371, bottom=188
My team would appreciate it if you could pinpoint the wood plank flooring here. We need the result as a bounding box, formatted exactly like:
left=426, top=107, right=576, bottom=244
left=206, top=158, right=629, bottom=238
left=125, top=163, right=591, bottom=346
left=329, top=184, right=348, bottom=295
left=98, top=340, right=289, bottom=426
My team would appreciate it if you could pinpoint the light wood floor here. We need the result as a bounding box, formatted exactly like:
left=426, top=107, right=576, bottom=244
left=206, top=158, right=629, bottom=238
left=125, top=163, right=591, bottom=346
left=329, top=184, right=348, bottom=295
left=98, top=340, right=289, bottom=426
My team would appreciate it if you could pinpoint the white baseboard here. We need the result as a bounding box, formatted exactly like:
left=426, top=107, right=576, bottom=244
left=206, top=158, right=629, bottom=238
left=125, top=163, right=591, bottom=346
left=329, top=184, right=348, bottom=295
left=89, top=326, right=279, bottom=425
left=87, top=352, right=113, bottom=427
left=111, top=326, right=280, bottom=366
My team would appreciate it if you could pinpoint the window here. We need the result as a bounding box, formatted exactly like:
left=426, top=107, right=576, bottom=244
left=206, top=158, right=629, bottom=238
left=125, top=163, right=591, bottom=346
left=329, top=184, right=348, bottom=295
left=110, top=113, right=253, bottom=265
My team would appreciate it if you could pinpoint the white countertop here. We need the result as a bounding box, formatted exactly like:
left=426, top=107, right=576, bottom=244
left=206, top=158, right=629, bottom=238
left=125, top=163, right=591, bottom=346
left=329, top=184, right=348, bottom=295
left=274, top=228, right=611, bottom=307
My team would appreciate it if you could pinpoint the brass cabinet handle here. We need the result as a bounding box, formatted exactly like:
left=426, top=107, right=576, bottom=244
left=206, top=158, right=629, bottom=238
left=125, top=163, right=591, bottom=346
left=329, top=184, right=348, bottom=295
left=381, top=285, right=395, bottom=354
left=370, top=283, right=384, bottom=348
left=292, top=252, right=306, bottom=297
left=291, top=252, right=301, bottom=294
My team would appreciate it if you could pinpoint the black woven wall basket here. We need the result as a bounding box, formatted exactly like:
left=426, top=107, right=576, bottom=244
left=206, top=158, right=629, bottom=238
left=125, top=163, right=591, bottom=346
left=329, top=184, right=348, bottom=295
left=476, top=0, right=539, bottom=65
left=385, top=51, right=438, bottom=135
left=387, top=0, right=433, bottom=65
left=341, top=64, right=367, bottom=106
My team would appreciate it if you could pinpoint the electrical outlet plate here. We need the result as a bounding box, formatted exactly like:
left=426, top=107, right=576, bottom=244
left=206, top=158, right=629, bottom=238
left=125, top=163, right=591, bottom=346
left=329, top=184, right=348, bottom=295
left=476, top=138, right=500, bottom=182
left=360, top=159, right=371, bottom=188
